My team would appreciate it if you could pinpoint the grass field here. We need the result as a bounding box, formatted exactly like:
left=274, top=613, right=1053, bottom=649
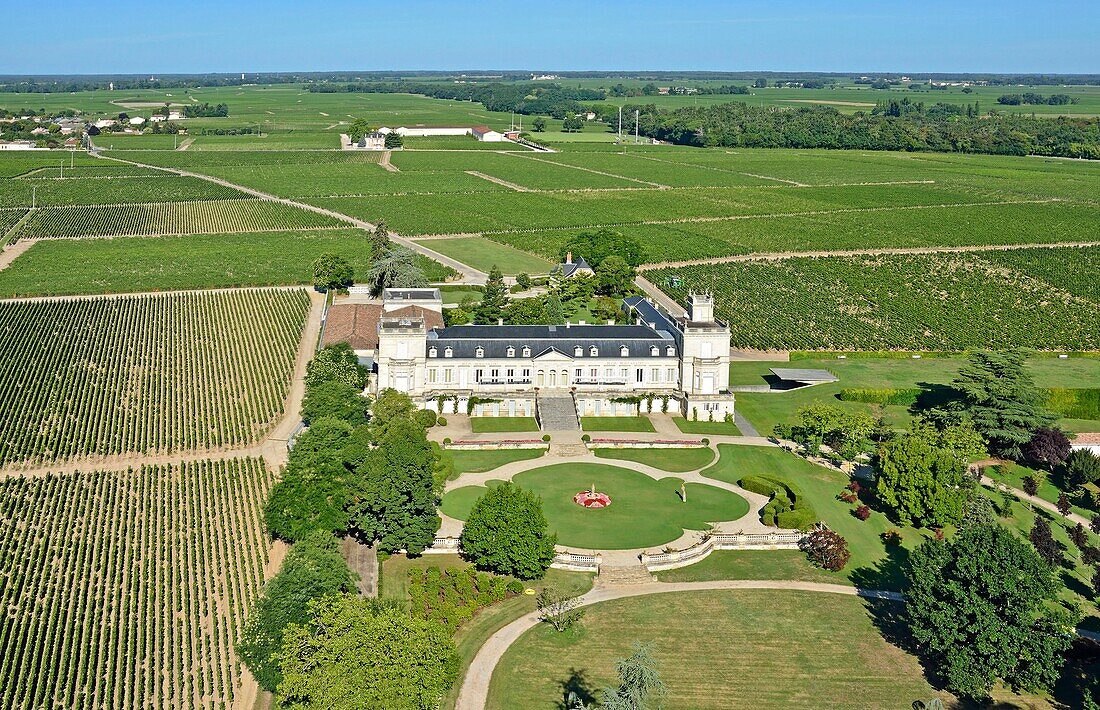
left=444, top=448, right=547, bottom=476
left=488, top=590, right=958, bottom=710
left=579, top=416, right=657, bottom=433
left=593, top=446, right=715, bottom=472
left=0, top=289, right=309, bottom=468
left=441, top=463, right=749, bottom=549
left=469, top=417, right=540, bottom=433
left=0, top=458, right=273, bottom=709
left=0, top=228, right=454, bottom=296
left=673, top=418, right=742, bottom=436
left=412, top=236, right=553, bottom=275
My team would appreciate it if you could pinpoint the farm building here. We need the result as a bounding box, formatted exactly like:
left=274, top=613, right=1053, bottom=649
left=471, top=125, right=504, bottom=142
left=357, top=131, right=386, bottom=149
left=128, top=116, right=146, bottom=126
left=0, top=141, right=42, bottom=151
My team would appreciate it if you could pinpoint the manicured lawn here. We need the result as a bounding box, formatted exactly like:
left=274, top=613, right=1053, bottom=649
left=730, top=356, right=1100, bottom=436
left=702, top=445, right=930, bottom=589
left=412, top=236, right=553, bottom=276
left=445, top=448, right=546, bottom=476
left=580, top=416, right=656, bottom=433
left=470, top=417, right=540, bottom=433
left=488, top=590, right=955, bottom=710
left=655, top=549, right=849, bottom=585
left=440, top=287, right=483, bottom=305
left=441, top=463, right=749, bottom=550
left=982, top=461, right=1096, bottom=519
left=593, top=446, right=714, bottom=472
left=379, top=553, right=594, bottom=710
left=672, top=417, right=742, bottom=436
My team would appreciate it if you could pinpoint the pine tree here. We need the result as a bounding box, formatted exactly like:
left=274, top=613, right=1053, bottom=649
left=474, top=266, right=509, bottom=324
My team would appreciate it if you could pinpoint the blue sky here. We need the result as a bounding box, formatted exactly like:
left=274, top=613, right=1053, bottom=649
left=3, top=0, right=1096, bottom=75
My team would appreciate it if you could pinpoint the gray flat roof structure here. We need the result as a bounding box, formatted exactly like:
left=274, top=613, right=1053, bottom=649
left=769, top=368, right=839, bottom=384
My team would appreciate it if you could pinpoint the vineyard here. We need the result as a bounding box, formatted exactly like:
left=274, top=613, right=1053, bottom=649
left=0, top=458, right=273, bottom=709
left=0, top=289, right=310, bottom=468
left=0, top=175, right=247, bottom=208
left=652, top=249, right=1100, bottom=351
left=11, top=198, right=343, bottom=239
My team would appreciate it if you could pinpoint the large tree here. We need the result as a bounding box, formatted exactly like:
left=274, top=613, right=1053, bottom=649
left=365, top=245, right=427, bottom=295
left=238, top=531, right=357, bottom=692
left=474, top=265, right=509, bottom=324
left=949, top=350, right=1055, bottom=460
left=1025, top=427, right=1071, bottom=472
left=559, top=229, right=644, bottom=268
left=277, top=595, right=458, bottom=710
left=595, top=255, right=635, bottom=299
left=460, top=482, right=557, bottom=579
left=906, top=511, right=1071, bottom=701
left=301, top=380, right=371, bottom=426
left=874, top=422, right=981, bottom=527
left=305, top=344, right=367, bottom=390
left=349, top=416, right=440, bottom=554
left=1060, top=448, right=1100, bottom=488
left=600, top=643, right=666, bottom=710
left=311, top=253, right=353, bottom=292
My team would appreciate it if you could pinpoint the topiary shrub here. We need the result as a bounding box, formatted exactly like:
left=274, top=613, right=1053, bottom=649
left=443, top=437, right=452, bottom=445
left=581, top=434, right=591, bottom=443
left=701, top=438, right=710, bottom=446
left=415, top=408, right=438, bottom=428
left=542, top=434, right=551, bottom=443
left=437, top=416, right=447, bottom=427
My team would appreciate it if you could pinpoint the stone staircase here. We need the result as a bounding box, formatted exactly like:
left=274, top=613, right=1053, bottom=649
left=598, top=564, right=657, bottom=586
left=537, top=392, right=580, bottom=431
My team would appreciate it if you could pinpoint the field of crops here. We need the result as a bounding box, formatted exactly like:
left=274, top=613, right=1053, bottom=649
left=0, top=229, right=455, bottom=297
left=652, top=248, right=1100, bottom=351
left=0, top=289, right=310, bottom=468
left=0, top=458, right=272, bottom=709
left=11, top=198, right=342, bottom=238
left=0, top=152, right=102, bottom=178
left=0, top=175, right=246, bottom=208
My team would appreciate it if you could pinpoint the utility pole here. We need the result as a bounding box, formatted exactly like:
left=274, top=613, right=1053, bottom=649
left=635, top=109, right=639, bottom=144
left=617, top=105, right=622, bottom=143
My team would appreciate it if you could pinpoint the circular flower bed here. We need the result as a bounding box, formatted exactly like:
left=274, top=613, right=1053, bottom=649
left=573, top=490, right=612, bottom=509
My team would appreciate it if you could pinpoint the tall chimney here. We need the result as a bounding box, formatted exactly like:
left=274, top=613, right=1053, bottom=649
left=566, top=251, right=573, bottom=264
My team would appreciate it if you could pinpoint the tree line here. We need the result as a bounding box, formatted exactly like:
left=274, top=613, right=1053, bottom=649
left=619, top=101, right=1100, bottom=159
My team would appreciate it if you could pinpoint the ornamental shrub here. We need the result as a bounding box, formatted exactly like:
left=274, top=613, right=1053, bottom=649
left=802, top=528, right=850, bottom=571
left=854, top=505, right=872, bottom=521
left=838, top=387, right=922, bottom=405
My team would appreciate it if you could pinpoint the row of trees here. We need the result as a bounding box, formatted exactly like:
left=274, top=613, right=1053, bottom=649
left=616, top=101, right=1100, bottom=159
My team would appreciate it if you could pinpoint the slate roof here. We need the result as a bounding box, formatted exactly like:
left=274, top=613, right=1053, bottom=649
left=555, top=255, right=593, bottom=278
left=426, top=323, right=675, bottom=359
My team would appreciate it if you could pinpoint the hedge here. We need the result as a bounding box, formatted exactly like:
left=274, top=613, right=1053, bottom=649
left=838, top=387, right=922, bottom=405
left=739, top=474, right=818, bottom=530
left=1044, top=388, right=1100, bottom=421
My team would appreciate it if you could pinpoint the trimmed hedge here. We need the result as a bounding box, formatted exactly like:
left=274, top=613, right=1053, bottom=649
left=739, top=474, right=818, bottom=530
left=837, top=387, right=922, bottom=405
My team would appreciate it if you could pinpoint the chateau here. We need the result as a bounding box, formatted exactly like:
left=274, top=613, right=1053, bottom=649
left=343, top=287, right=737, bottom=427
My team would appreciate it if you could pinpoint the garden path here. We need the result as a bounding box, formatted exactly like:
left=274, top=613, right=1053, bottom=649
left=980, top=475, right=1094, bottom=529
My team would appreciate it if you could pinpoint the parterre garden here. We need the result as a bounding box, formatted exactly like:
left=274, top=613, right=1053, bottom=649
left=0, top=457, right=273, bottom=709
left=0, top=288, right=309, bottom=468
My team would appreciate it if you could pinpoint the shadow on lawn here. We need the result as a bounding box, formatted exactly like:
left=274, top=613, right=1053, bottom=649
left=850, top=542, right=910, bottom=592
left=555, top=668, right=597, bottom=710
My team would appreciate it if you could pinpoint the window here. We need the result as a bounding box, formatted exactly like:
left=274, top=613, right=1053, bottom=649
left=620, top=345, right=629, bottom=357
left=667, top=367, right=676, bottom=382
left=666, top=346, right=676, bottom=356
left=522, top=346, right=531, bottom=357
left=522, top=368, right=531, bottom=380
left=444, top=347, right=453, bottom=359
left=651, top=368, right=660, bottom=382
left=491, top=368, right=499, bottom=380
left=444, top=369, right=453, bottom=383
left=574, top=346, right=583, bottom=357
left=428, top=368, right=437, bottom=383
left=475, top=368, right=483, bottom=382
left=574, top=368, right=582, bottom=380
left=428, top=347, right=437, bottom=358
left=620, top=368, right=629, bottom=381
left=475, top=346, right=484, bottom=358
left=589, top=368, right=598, bottom=380
left=589, top=345, right=598, bottom=357
left=506, top=346, right=515, bottom=358
left=650, top=346, right=659, bottom=356
left=636, top=368, right=645, bottom=383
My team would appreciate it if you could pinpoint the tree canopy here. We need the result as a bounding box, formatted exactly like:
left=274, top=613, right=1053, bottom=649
left=301, top=380, right=371, bottom=426
left=305, top=344, right=367, bottom=390
left=277, top=595, right=458, bottom=710
left=460, top=482, right=557, bottom=579
left=905, top=510, right=1071, bottom=700
left=238, top=531, right=357, bottom=691
left=559, top=229, right=645, bottom=268
left=311, top=253, right=354, bottom=292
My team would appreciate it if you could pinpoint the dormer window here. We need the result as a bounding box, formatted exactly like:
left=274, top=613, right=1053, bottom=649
left=444, top=347, right=453, bottom=358
left=522, top=346, right=531, bottom=357
left=620, top=345, right=629, bottom=357
left=506, top=346, right=515, bottom=358
left=574, top=346, right=583, bottom=357
left=428, top=347, right=437, bottom=358
left=589, top=346, right=598, bottom=357
left=666, top=346, right=675, bottom=356
left=650, top=346, right=659, bottom=356
left=475, top=346, right=485, bottom=358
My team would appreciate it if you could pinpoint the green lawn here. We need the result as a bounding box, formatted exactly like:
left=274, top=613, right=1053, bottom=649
left=702, top=445, right=930, bottom=589
left=580, top=416, right=656, bottom=433
left=441, top=463, right=749, bottom=550
left=470, top=417, right=540, bottom=433
left=730, top=356, right=1100, bottom=436
left=672, top=417, right=742, bottom=436
left=655, top=549, right=850, bottom=585
left=379, top=553, right=594, bottom=710
left=982, top=461, right=1097, bottom=520
left=593, top=447, right=714, bottom=472
left=440, top=287, right=484, bottom=305
left=444, top=448, right=546, bottom=476
left=488, top=590, right=959, bottom=710
left=412, top=236, right=553, bottom=276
